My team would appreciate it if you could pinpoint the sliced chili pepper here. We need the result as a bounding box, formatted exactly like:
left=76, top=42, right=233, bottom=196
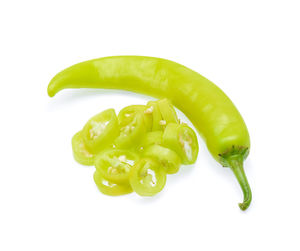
left=94, top=171, right=133, bottom=196
left=115, top=111, right=146, bottom=148
left=157, top=98, right=179, bottom=124
left=82, top=109, right=119, bottom=153
left=118, top=105, right=152, bottom=131
left=129, top=158, right=166, bottom=196
left=143, top=145, right=181, bottom=174
left=72, top=131, right=95, bottom=166
left=146, top=101, right=164, bottom=131
left=139, top=131, right=163, bottom=152
left=95, top=149, right=139, bottom=184
left=163, top=123, right=199, bottom=164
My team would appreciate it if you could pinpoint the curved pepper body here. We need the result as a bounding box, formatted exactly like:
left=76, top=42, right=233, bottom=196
left=48, top=56, right=252, bottom=210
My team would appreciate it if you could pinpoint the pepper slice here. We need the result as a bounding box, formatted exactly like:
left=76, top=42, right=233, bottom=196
left=162, top=123, right=199, bottom=164
left=129, top=158, right=166, bottom=196
left=95, top=149, right=139, bottom=184
left=94, top=171, right=133, bottom=196
left=143, top=145, right=181, bottom=174
left=146, top=101, right=164, bottom=131
left=82, top=109, right=119, bottom=153
left=115, top=111, right=146, bottom=148
left=72, top=131, right=95, bottom=166
left=118, top=105, right=152, bottom=131
left=157, top=98, right=179, bottom=124
left=138, top=131, right=163, bottom=152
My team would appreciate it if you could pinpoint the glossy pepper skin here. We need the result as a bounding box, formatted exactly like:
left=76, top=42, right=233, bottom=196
left=48, top=56, right=251, bottom=210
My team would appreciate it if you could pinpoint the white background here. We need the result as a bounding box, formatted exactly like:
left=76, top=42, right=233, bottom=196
left=1, top=0, right=299, bottom=250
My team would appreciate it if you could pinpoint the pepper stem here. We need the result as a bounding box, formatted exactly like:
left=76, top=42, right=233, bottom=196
left=227, top=156, right=252, bottom=211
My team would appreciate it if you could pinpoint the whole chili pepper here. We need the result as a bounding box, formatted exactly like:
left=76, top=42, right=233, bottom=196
left=48, top=56, right=252, bottom=210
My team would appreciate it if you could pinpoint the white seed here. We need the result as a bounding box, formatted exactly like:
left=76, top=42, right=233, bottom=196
left=84, top=151, right=93, bottom=158
left=183, top=141, right=193, bottom=161
left=126, top=159, right=135, bottom=166
left=89, top=130, right=95, bottom=139
left=159, top=120, right=167, bottom=125
left=79, top=141, right=92, bottom=157
left=121, top=125, right=130, bottom=134
left=144, top=106, right=154, bottom=114
left=89, top=121, right=109, bottom=139
left=118, top=155, right=127, bottom=162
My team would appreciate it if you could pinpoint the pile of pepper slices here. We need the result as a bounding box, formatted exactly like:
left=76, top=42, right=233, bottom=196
left=72, top=99, right=199, bottom=196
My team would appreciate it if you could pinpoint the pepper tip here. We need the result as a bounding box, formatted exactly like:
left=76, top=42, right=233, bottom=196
left=47, top=84, right=55, bottom=97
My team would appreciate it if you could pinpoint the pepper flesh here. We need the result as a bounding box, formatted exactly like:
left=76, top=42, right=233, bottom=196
left=95, top=149, right=139, bottom=184
left=115, top=111, right=146, bottom=148
left=82, top=108, right=119, bottom=153
left=139, top=131, right=163, bottom=151
left=48, top=56, right=251, bottom=210
left=72, top=131, right=95, bottom=166
left=129, top=157, right=167, bottom=196
left=94, top=171, right=133, bottom=196
left=143, top=145, right=181, bottom=174
left=146, top=101, right=164, bottom=131
left=162, top=123, right=199, bottom=165
left=118, top=105, right=152, bottom=131
left=157, top=98, right=179, bottom=124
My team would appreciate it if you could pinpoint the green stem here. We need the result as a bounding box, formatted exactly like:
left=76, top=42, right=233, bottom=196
left=227, top=156, right=252, bottom=211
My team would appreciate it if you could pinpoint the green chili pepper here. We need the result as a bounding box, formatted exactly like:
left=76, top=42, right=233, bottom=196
left=139, top=131, right=163, bottom=151
left=129, top=157, right=167, bottom=197
left=48, top=56, right=252, bottom=210
left=82, top=108, right=119, bottom=153
left=94, top=171, right=133, bottom=196
left=143, top=144, right=181, bottom=174
left=163, top=123, right=199, bottom=165
left=117, top=105, right=153, bottom=131
left=115, top=110, right=147, bottom=149
left=146, top=101, right=164, bottom=131
left=72, top=131, right=95, bottom=166
left=95, top=149, right=139, bottom=185
left=157, top=98, right=179, bottom=124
